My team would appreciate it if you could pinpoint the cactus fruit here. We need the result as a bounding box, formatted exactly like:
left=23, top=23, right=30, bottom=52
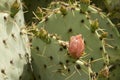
left=30, top=1, right=120, bottom=80
left=68, top=34, right=85, bottom=59
left=0, top=0, right=34, bottom=80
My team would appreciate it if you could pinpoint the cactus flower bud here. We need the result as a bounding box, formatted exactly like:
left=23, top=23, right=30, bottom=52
left=68, top=34, right=85, bottom=58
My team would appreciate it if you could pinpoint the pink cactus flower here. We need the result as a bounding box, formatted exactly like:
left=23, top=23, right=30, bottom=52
left=68, top=34, right=85, bottom=58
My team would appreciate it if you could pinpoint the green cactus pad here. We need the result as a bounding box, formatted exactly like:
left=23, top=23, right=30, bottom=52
left=31, top=1, right=120, bottom=80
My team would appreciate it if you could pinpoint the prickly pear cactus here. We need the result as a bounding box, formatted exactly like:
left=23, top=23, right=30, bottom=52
left=31, top=1, right=120, bottom=80
left=0, top=0, right=34, bottom=80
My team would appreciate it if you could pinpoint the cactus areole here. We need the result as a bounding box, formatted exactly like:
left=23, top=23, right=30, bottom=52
left=68, top=34, right=85, bottom=58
